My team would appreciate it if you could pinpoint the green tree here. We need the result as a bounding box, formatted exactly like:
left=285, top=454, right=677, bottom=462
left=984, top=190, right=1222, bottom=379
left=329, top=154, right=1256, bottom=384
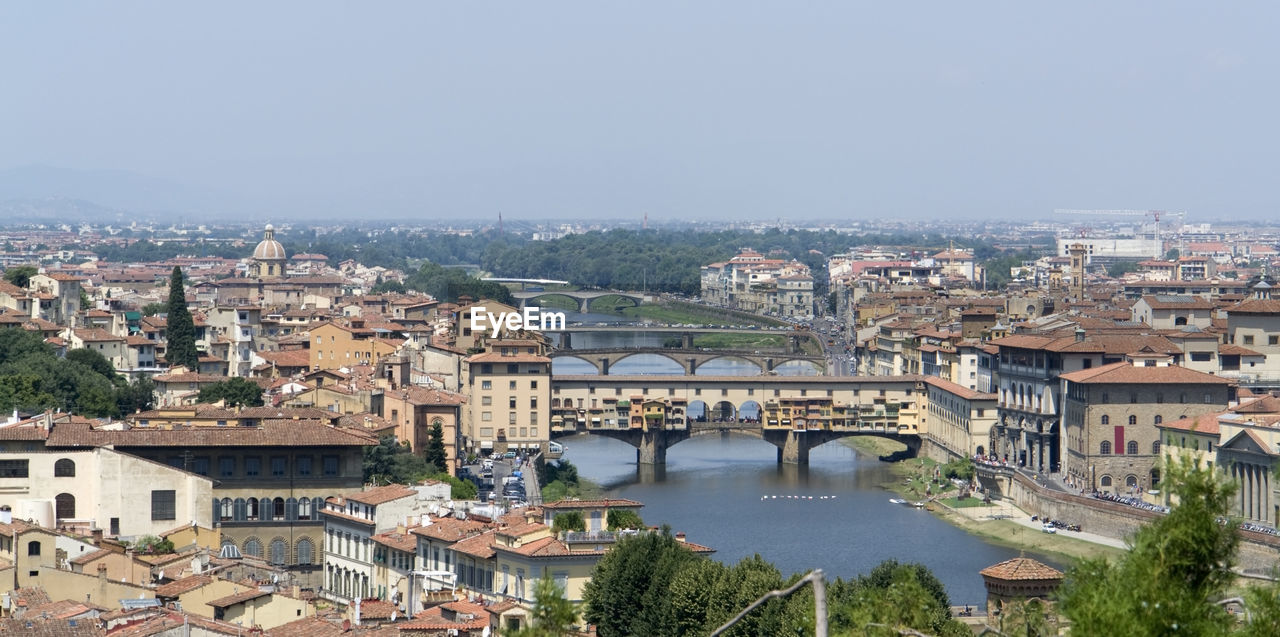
left=196, top=377, right=264, bottom=407
left=164, top=266, right=199, bottom=370
left=510, top=575, right=578, bottom=637
left=1106, top=260, right=1141, bottom=277
left=1165, top=248, right=1181, bottom=260
left=370, top=279, right=407, bottom=294
left=606, top=509, right=644, bottom=531
left=552, top=512, right=586, bottom=534
left=424, top=420, right=447, bottom=473
left=430, top=472, right=478, bottom=500
left=132, top=535, right=175, bottom=554
left=79, top=289, right=92, bottom=310
left=140, top=302, right=166, bottom=316
left=582, top=528, right=704, bottom=637
left=2, top=265, right=36, bottom=288
left=66, top=348, right=119, bottom=383
left=1059, top=456, right=1240, bottom=637
left=114, top=377, right=155, bottom=415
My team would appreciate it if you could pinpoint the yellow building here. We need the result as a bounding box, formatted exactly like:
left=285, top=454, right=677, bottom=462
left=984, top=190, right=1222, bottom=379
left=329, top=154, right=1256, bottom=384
left=309, top=320, right=403, bottom=371
left=465, top=340, right=551, bottom=455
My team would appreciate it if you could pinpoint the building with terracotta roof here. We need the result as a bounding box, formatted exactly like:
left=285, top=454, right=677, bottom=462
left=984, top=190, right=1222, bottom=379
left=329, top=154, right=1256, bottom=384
left=0, top=413, right=214, bottom=539
left=465, top=339, right=551, bottom=456
left=700, top=250, right=814, bottom=318
left=1060, top=356, right=1234, bottom=494
left=321, top=483, right=450, bottom=607
left=309, top=320, right=403, bottom=372
left=978, top=557, right=1062, bottom=625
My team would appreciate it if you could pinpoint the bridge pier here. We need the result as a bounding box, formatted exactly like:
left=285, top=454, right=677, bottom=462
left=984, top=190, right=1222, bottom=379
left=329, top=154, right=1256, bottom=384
left=579, top=298, right=591, bottom=313
left=637, top=430, right=669, bottom=465
left=777, top=431, right=810, bottom=464
left=598, top=358, right=610, bottom=375
left=764, top=358, right=775, bottom=372
left=686, top=358, right=698, bottom=374
left=560, top=332, right=571, bottom=348
left=681, top=333, right=695, bottom=349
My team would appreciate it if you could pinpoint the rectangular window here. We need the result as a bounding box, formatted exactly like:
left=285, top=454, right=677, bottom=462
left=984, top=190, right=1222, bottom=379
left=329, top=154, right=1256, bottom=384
left=271, top=456, right=287, bottom=477
left=509, top=397, right=517, bottom=409
left=192, top=457, right=210, bottom=476
left=481, top=411, right=492, bottom=422
left=481, top=380, right=492, bottom=390
left=531, top=380, right=538, bottom=389
left=297, top=456, right=312, bottom=476
left=322, top=455, right=340, bottom=476
left=1271, top=335, right=1279, bottom=346
left=151, top=490, right=176, bottom=521
left=481, top=396, right=492, bottom=406
left=507, top=364, right=519, bottom=374
left=509, top=412, right=518, bottom=424
left=1244, top=335, right=1255, bottom=345
left=530, top=412, right=538, bottom=425
left=509, top=380, right=517, bottom=390
left=0, top=460, right=28, bottom=478
left=244, top=457, right=261, bottom=477
left=1190, top=352, right=1212, bottom=362
left=219, top=457, right=235, bottom=477
left=480, top=427, right=493, bottom=437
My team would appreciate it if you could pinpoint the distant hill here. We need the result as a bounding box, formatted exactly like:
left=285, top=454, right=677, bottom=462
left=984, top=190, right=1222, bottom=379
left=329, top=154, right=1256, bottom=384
left=0, top=165, right=253, bottom=221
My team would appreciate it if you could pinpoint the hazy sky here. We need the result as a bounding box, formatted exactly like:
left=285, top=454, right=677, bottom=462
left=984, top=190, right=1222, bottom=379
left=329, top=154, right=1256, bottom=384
left=2, top=2, right=1276, bottom=221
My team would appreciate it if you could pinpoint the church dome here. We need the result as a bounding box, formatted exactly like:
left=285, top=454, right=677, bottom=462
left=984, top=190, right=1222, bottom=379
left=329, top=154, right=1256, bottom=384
left=252, top=224, right=286, bottom=261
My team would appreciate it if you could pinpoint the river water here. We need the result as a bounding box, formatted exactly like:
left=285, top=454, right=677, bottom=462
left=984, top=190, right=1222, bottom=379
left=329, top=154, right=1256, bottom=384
left=549, top=311, right=1060, bottom=603
left=561, top=434, right=1056, bottom=606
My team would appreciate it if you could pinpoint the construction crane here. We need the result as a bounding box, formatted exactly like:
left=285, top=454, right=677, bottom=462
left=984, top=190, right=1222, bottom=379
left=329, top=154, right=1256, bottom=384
left=1054, top=209, right=1187, bottom=247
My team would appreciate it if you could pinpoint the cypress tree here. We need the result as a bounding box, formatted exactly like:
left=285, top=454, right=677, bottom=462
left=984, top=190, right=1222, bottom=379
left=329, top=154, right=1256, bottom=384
left=425, top=421, right=448, bottom=472
left=164, top=266, right=199, bottom=370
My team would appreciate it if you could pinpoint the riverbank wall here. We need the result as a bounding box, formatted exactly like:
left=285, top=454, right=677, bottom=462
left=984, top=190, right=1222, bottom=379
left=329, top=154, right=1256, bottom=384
left=979, top=465, right=1280, bottom=568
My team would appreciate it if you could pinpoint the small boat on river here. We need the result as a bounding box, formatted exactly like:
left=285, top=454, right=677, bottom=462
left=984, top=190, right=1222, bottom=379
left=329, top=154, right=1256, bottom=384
left=889, top=498, right=908, bottom=505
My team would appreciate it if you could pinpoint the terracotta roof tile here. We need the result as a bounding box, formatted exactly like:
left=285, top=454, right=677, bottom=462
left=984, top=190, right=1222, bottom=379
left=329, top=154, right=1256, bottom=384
left=206, top=588, right=270, bottom=608
left=346, top=484, right=417, bottom=506
left=1158, top=412, right=1223, bottom=436
left=46, top=420, right=375, bottom=448
left=1059, top=362, right=1234, bottom=385
left=156, top=574, right=212, bottom=597
left=979, top=557, right=1063, bottom=581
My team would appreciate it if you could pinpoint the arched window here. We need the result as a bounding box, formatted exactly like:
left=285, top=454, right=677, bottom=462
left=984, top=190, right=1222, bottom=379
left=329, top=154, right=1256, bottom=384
left=1100, top=441, right=1112, bottom=455
left=54, top=459, right=75, bottom=477
left=1127, top=441, right=1138, bottom=455
left=269, top=538, right=288, bottom=565
left=1101, top=415, right=1110, bottom=425
left=1128, top=415, right=1137, bottom=425
left=246, top=498, right=259, bottom=521
left=1154, top=415, right=1163, bottom=425
left=298, top=498, right=313, bottom=521
left=243, top=537, right=263, bottom=558
left=1152, top=441, right=1161, bottom=455
left=273, top=497, right=285, bottom=521
left=1151, top=468, right=1161, bottom=486
left=220, top=498, right=232, bottom=521
left=55, top=493, right=75, bottom=520
left=296, top=538, right=315, bottom=565
left=1100, top=475, right=1113, bottom=487
left=27, top=540, right=40, bottom=556
left=1125, top=475, right=1138, bottom=488
left=1179, top=393, right=1187, bottom=404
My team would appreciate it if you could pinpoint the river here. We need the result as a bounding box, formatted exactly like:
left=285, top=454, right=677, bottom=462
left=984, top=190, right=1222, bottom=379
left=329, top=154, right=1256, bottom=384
left=548, top=310, right=1059, bottom=603
left=561, top=434, right=1055, bottom=606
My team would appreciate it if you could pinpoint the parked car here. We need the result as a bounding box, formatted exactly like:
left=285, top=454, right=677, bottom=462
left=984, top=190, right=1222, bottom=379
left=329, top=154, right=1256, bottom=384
left=503, top=451, right=517, bottom=459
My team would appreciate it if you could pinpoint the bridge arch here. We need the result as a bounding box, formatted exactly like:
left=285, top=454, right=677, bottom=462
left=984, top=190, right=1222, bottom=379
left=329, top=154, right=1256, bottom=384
left=608, top=352, right=687, bottom=375
left=521, top=292, right=583, bottom=311
left=586, top=294, right=642, bottom=312
left=688, top=400, right=708, bottom=423
left=696, top=355, right=763, bottom=376
left=709, top=400, right=737, bottom=423
left=772, top=360, right=823, bottom=376
left=738, top=400, right=762, bottom=423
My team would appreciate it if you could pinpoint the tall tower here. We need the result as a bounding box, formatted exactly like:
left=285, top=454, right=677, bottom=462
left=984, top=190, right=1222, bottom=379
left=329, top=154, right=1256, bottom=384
left=1068, top=243, right=1087, bottom=301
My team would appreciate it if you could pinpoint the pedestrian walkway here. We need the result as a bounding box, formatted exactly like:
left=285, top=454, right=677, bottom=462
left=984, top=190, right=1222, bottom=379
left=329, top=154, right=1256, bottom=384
left=940, top=498, right=1128, bottom=550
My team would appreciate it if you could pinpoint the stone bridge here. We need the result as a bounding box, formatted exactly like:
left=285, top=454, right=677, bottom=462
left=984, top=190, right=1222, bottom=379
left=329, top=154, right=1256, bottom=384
left=552, top=421, right=920, bottom=465
left=550, top=347, right=826, bottom=374
left=510, top=290, right=652, bottom=313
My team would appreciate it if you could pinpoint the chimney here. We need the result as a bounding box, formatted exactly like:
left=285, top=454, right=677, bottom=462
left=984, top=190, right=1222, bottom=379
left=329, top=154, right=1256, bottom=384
left=675, top=532, right=687, bottom=543
left=91, top=528, right=103, bottom=546
left=1074, top=327, right=1085, bottom=343
left=524, top=509, right=539, bottom=525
